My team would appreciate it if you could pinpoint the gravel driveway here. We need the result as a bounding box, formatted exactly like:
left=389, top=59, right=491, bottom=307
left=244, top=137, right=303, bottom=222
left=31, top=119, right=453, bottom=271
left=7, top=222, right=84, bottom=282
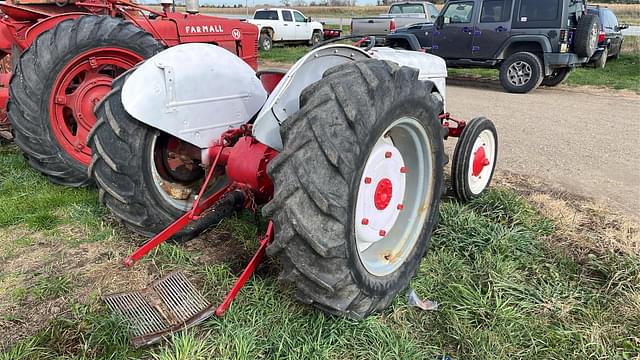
left=446, top=81, right=640, bottom=218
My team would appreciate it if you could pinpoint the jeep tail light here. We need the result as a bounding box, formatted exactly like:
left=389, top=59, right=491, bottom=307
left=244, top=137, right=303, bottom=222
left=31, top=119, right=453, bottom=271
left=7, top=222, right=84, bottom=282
left=560, top=30, right=568, bottom=43
left=389, top=19, right=396, bottom=32
left=597, top=31, right=606, bottom=44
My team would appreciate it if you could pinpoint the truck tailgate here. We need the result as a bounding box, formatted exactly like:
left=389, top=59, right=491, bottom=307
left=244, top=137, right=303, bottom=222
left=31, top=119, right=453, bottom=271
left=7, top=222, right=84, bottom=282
left=351, top=17, right=394, bottom=36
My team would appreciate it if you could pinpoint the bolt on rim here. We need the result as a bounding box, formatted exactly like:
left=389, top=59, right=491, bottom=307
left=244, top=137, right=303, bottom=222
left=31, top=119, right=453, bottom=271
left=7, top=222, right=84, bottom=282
left=467, top=129, right=496, bottom=195
left=355, top=117, right=434, bottom=276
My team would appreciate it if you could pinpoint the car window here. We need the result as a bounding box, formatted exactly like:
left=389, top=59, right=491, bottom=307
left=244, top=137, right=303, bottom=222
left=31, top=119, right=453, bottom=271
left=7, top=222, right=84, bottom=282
left=427, top=3, right=440, bottom=21
left=519, top=0, right=559, bottom=22
left=254, top=10, right=278, bottom=20
left=606, top=10, right=618, bottom=29
left=480, top=0, right=512, bottom=23
left=389, top=3, right=426, bottom=14
left=442, top=2, right=475, bottom=24
left=293, top=11, right=306, bottom=22
left=282, top=10, right=293, bottom=22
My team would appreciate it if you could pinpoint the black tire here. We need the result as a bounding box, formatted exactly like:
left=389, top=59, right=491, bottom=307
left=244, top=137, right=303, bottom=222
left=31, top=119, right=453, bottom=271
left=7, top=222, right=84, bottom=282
left=541, top=67, right=571, bottom=87
left=8, top=15, right=163, bottom=187
left=264, top=60, right=446, bottom=319
left=594, top=47, right=608, bottom=69
left=309, top=31, right=322, bottom=46
left=87, top=74, right=202, bottom=241
left=451, top=117, right=498, bottom=202
left=574, top=14, right=600, bottom=58
left=499, top=52, right=544, bottom=93
left=259, top=33, right=272, bottom=51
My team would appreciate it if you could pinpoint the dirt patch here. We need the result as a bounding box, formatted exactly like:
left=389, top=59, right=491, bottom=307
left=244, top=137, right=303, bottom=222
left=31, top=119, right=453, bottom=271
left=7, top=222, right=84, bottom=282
left=496, top=171, right=639, bottom=258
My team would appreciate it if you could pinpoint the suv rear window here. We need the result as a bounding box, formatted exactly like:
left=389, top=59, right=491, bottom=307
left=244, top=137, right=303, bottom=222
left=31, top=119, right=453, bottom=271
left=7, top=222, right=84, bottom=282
left=519, top=0, right=559, bottom=22
left=254, top=11, right=278, bottom=20
left=481, top=0, right=512, bottom=23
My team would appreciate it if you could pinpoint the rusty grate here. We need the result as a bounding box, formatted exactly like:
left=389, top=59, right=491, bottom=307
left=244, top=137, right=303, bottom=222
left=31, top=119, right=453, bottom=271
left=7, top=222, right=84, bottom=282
left=103, top=271, right=214, bottom=348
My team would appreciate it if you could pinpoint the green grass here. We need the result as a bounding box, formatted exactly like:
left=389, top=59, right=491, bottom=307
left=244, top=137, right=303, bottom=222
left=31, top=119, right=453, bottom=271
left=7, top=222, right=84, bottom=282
left=261, top=45, right=640, bottom=92
left=1, top=136, right=639, bottom=358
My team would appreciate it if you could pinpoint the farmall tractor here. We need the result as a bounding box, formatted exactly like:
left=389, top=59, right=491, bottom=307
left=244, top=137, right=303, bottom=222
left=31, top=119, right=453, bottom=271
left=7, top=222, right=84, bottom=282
left=88, top=39, right=498, bottom=332
left=0, top=0, right=258, bottom=185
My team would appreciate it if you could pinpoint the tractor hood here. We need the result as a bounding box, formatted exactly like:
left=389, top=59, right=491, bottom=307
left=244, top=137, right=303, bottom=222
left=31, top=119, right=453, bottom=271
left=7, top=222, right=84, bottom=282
left=121, top=43, right=267, bottom=149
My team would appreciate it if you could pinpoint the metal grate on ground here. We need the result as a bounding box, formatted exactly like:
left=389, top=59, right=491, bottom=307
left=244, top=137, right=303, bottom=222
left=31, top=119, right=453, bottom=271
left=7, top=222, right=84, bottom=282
left=103, top=271, right=214, bottom=347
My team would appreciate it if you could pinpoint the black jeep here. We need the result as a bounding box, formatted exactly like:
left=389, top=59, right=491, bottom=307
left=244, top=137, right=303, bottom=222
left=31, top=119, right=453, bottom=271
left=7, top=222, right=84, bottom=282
left=390, top=0, right=600, bottom=93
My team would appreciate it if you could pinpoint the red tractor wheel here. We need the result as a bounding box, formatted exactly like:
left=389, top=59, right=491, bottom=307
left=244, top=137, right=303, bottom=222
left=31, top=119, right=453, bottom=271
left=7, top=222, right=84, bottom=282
left=264, top=60, right=446, bottom=318
left=8, top=15, right=163, bottom=186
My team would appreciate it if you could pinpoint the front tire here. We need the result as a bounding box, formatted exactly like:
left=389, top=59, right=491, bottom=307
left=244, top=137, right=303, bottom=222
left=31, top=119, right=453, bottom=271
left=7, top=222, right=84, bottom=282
left=594, top=47, right=608, bottom=69
left=8, top=15, right=163, bottom=186
left=310, top=31, right=322, bottom=46
left=264, top=60, right=446, bottom=319
left=499, top=52, right=543, bottom=93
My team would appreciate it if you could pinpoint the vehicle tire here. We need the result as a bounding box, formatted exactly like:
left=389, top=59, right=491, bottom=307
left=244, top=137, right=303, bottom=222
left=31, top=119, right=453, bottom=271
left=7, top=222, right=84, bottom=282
left=574, top=14, right=600, bottom=58
left=499, top=52, right=543, bottom=93
left=88, top=74, right=213, bottom=241
left=8, top=15, right=163, bottom=187
left=259, top=33, right=273, bottom=51
left=594, top=47, right=608, bottom=69
left=309, top=31, right=322, bottom=46
left=264, top=59, right=446, bottom=319
left=451, top=117, right=498, bottom=202
left=541, top=67, right=571, bottom=87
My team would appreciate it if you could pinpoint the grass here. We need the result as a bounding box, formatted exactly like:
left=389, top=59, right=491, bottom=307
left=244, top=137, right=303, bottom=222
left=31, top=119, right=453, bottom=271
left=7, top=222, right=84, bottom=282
left=1, top=144, right=638, bottom=359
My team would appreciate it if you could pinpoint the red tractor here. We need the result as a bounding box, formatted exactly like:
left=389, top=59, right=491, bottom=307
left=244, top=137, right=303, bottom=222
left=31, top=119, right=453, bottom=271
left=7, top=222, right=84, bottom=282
left=0, top=0, right=258, bottom=185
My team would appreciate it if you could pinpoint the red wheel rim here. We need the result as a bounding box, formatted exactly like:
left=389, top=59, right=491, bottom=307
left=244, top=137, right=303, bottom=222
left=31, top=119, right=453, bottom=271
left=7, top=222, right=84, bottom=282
left=49, top=48, right=143, bottom=164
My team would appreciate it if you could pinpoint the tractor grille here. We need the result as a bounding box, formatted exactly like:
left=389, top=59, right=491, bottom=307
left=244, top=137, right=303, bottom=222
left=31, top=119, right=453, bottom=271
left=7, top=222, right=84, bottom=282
left=103, top=271, right=214, bottom=348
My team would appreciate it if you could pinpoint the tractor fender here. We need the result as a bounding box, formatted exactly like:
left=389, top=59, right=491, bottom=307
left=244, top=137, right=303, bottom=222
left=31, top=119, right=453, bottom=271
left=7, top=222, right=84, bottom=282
left=121, top=43, right=267, bottom=149
left=22, top=13, right=86, bottom=49
left=253, top=44, right=370, bottom=151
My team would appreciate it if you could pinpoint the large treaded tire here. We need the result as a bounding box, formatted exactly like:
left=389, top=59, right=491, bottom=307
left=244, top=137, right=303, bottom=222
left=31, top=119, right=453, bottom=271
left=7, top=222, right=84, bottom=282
left=87, top=75, right=200, bottom=241
left=264, top=60, right=446, bottom=319
left=574, top=14, right=600, bottom=58
left=8, top=15, right=163, bottom=186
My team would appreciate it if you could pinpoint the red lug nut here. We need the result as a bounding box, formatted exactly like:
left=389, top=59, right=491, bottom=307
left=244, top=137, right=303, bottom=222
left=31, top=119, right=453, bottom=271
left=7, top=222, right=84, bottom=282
left=379, top=229, right=386, bottom=237
left=397, top=204, right=404, bottom=210
left=361, top=218, right=369, bottom=225
left=400, top=166, right=407, bottom=174
left=385, top=151, right=392, bottom=158
left=364, top=177, right=372, bottom=184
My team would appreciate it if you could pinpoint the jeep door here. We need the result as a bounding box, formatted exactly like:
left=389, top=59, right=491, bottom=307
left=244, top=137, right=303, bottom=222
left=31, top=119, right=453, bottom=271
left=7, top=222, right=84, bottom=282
left=433, top=1, right=477, bottom=59
left=472, top=0, right=513, bottom=59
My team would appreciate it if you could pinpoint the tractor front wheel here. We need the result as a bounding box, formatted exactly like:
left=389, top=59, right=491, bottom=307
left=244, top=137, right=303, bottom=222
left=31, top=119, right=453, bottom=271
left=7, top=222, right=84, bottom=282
left=264, top=60, right=445, bottom=318
left=9, top=15, right=163, bottom=186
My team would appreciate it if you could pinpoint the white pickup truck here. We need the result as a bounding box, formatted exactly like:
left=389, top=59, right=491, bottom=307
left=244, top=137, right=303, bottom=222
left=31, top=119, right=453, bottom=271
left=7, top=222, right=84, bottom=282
left=248, top=8, right=324, bottom=51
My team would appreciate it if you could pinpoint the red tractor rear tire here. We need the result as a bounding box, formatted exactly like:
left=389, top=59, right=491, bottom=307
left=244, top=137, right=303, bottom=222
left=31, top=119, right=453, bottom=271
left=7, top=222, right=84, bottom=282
left=8, top=15, right=163, bottom=186
left=264, top=60, right=446, bottom=318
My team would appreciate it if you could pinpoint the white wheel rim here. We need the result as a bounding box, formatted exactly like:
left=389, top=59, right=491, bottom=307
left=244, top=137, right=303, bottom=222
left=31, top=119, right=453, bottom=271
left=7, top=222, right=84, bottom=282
left=467, top=129, right=496, bottom=195
left=355, top=117, right=434, bottom=276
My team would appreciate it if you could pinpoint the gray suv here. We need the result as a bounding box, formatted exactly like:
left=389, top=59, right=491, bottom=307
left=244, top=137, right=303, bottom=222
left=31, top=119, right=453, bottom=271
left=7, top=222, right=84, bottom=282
left=390, top=0, right=600, bottom=93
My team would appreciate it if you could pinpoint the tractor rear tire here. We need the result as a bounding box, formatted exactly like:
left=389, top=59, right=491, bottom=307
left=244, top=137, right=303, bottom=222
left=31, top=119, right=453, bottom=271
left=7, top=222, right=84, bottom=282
left=9, top=15, right=163, bottom=186
left=264, top=60, right=446, bottom=319
left=87, top=74, right=204, bottom=241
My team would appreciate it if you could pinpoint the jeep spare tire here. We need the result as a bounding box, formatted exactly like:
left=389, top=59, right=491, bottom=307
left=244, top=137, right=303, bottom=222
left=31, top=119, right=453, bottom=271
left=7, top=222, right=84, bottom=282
left=574, top=14, right=600, bottom=58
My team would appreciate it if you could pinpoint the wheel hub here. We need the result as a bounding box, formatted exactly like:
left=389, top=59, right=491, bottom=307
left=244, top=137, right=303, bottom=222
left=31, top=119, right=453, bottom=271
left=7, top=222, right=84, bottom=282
left=471, top=146, right=490, bottom=177
left=50, top=49, right=143, bottom=164
left=356, top=137, right=406, bottom=250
